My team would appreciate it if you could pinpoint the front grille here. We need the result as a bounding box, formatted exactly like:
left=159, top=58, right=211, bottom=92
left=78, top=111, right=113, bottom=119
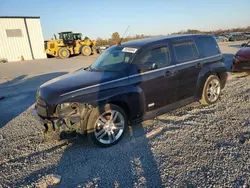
left=37, top=105, right=47, bottom=117
left=238, top=62, right=250, bottom=69
left=36, top=95, right=47, bottom=117
left=37, top=96, right=46, bottom=106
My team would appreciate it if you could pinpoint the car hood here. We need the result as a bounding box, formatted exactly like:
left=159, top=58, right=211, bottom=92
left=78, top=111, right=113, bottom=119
left=236, top=47, right=250, bottom=56
left=39, top=69, right=127, bottom=103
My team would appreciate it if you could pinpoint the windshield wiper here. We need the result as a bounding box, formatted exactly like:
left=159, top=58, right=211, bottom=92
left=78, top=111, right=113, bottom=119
left=83, top=66, right=91, bottom=71
left=89, top=67, right=105, bottom=72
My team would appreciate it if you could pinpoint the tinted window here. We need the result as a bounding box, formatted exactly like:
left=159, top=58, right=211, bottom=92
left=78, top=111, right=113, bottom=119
left=139, top=47, right=170, bottom=68
left=173, top=42, right=198, bottom=63
left=196, top=37, right=220, bottom=57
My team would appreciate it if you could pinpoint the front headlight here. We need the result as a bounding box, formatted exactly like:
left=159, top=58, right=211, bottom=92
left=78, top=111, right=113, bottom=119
left=233, top=55, right=239, bottom=59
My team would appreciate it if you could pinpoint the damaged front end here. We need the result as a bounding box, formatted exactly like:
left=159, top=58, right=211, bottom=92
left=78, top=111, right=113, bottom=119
left=32, top=101, right=93, bottom=135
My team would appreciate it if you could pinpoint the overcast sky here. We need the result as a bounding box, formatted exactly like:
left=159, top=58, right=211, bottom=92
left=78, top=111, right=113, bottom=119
left=0, top=0, right=249, bottom=40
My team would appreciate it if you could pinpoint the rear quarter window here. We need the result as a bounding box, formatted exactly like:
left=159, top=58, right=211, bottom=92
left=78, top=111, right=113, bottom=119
left=173, top=41, right=199, bottom=63
left=196, top=37, right=221, bottom=57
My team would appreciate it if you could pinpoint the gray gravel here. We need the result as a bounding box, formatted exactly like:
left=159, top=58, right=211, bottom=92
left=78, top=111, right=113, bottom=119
left=0, top=42, right=250, bottom=187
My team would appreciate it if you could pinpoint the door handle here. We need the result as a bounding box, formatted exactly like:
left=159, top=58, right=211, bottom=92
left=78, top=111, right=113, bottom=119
left=165, top=70, right=177, bottom=76
left=196, top=63, right=203, bottom=68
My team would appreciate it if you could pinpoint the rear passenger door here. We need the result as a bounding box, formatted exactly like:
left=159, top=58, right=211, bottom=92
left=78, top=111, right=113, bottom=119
left=172, top=40, right=201, bottom=100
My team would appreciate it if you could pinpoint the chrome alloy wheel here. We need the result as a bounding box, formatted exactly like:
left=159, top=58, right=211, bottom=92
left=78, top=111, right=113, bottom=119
left=94, top=110, right=125, bottom=145
left=206, top=79, right=221, bottom=103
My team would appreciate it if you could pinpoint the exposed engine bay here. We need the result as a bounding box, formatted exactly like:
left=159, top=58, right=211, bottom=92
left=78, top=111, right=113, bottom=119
left=44, top=103, right=92, bottom=135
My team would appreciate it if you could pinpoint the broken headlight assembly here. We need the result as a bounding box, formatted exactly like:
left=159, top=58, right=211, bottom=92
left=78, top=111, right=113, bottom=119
left=54, top=102, right=92, bottom=133
left=59, top=102, right=80, bottom=116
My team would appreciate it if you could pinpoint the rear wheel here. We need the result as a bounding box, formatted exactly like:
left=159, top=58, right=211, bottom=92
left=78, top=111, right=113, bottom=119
left=81, top=46, right=92, bottom=56
left=58, top=47, right=70, bottom=59
left=87, top=104, right=127, bottom=147
left=200, top=75, right=221, bottom=105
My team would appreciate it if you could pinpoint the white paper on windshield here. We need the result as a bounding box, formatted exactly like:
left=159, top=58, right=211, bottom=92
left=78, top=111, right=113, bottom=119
left=122, top=47, right=138, bottom=53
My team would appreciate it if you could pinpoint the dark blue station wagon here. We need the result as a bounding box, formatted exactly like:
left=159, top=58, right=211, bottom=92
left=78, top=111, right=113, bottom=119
left=33, top=34, right=228, bottom=147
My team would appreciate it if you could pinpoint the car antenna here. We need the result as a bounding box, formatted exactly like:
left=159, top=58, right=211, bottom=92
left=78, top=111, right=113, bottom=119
left=117, top=25, right=130, bottom=45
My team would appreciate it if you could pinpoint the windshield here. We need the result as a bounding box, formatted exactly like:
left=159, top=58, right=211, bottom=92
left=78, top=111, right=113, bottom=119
left=90, top=46, right=137, bottom=72
left=59, top=33, right=74, bottom=40
left=73, top=34, right=82, bottom=40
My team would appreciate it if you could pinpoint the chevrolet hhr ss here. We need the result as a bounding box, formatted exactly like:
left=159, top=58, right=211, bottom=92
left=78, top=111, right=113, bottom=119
left=33, top=34, right=228, bottom=147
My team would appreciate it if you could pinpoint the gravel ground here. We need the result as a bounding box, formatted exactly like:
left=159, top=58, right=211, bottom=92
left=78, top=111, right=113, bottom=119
left=0, top=42, right=250, bottom=187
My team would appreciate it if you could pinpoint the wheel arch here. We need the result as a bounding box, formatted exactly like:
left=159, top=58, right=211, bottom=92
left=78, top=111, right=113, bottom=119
left=195, top=66, right=223, bottom=99
left=87, top=88, right=146, bottom=122
left=108, top=101, right=131, bottom=120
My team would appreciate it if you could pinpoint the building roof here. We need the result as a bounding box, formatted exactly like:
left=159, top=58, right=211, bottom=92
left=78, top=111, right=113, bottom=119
left=0, top=16, right=40, bottom=19
left=58, top=31, right=73, bottom=34
left=121, top=34, right=213, bottom=48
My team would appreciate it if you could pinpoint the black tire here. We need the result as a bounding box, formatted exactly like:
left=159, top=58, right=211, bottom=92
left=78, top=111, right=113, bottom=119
left=46, top=54, right=54, bottom=58
left=58, top=47, right=70, bottom=59
left=87, top=104, right=127, bottom=147
left=81, top=46, right=92, bottom=56
left=200, top=75, right=221, bottom=105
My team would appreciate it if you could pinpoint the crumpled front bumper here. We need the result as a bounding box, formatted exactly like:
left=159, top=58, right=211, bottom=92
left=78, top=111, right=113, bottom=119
left=31, top=104, right=45, bottom=124
left=31, top=104, right=55, bottom=132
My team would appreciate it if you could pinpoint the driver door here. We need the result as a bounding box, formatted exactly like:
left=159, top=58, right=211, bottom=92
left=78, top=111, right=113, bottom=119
left=129, top=44, right=179, bottom=111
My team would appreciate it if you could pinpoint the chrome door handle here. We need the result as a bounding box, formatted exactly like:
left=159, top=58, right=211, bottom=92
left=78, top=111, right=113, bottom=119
left=196, top=63, right=202, bottom=68
left=165, top=70, right=177, bottom=76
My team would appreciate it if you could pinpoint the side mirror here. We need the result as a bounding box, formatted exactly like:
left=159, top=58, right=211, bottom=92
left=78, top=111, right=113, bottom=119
left=241, top=43, right=246, bottom=47
left=152, top=63, right=157, bottom=70
left=138, top=62, right=157, bottom=72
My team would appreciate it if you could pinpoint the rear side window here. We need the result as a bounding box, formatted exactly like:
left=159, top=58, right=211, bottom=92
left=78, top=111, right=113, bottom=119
left=173, top=42, right=199, bottom=63
left=139, top=47, right=170, bottom=68
left=196, top=37, right=220, bottom=57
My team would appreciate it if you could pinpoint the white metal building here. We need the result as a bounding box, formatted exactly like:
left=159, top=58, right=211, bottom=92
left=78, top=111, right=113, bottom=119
left=0, top=16, right=47, bottom=62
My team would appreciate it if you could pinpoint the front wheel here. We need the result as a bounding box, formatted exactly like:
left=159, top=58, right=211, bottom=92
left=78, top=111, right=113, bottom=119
left=200, top=75, right=221, bottom=105
left=58, top=47, right=70, bottom=59
left=81, top=46, right=92, bottom=56
left=87, top=104, right=127, bottom=147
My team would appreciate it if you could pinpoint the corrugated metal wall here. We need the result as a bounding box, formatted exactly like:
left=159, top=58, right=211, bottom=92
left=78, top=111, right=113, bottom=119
left=0, top=18, right=32, bottom=62
left=26, top=19, right=47, bottom=60
left=0, top=18, right=46, bottom=62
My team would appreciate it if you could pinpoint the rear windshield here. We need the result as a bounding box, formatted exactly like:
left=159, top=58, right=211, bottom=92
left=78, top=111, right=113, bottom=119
left=196, top=37, right=221, bottom=57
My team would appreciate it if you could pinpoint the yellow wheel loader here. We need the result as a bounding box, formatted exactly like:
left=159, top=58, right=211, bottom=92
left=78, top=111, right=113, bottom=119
left=44, top=31, right=98, bottom=59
